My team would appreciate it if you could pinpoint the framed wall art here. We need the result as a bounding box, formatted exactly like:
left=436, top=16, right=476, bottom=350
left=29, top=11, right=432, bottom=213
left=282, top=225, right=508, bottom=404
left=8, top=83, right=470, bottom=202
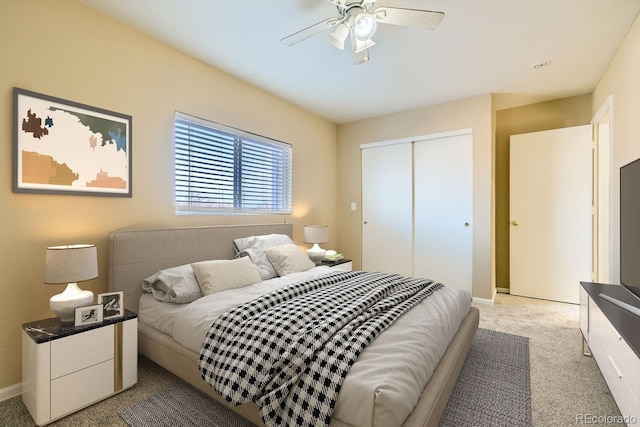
left=13, top=87, right=132, bottom=197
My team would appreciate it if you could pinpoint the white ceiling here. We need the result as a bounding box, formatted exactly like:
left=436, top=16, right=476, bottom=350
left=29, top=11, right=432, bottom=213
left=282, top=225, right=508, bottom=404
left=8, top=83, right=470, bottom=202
left=75, top=0, right=640, bottom=124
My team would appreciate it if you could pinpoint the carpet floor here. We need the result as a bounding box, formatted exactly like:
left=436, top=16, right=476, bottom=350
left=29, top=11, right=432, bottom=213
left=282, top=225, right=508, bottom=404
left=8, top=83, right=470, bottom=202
left=119, top=382, right=257, bottom=427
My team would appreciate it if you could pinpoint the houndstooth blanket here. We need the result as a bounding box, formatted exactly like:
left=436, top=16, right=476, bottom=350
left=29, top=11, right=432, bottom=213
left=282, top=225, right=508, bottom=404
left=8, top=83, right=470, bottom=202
left=198, top=270, right=443, bottom=427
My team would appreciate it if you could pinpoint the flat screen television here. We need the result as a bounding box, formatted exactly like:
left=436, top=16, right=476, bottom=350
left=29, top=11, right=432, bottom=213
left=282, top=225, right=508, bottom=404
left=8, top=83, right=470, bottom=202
left=619, top=157, right=640, bottom=307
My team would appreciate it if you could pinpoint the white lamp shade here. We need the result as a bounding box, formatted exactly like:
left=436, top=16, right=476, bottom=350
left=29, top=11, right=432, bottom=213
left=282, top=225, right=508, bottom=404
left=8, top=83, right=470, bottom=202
left=45, top=244, right=98, bottom=284
left=304, top=225, right=329, bottom=244
left=45, top=244, right=98, bottom=322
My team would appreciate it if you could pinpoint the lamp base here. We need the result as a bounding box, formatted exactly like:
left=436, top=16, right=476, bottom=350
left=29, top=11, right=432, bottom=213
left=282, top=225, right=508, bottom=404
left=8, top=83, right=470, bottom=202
left=307, top=243, right=326, bottom=265
left=50, top=283, right=94, bottom=323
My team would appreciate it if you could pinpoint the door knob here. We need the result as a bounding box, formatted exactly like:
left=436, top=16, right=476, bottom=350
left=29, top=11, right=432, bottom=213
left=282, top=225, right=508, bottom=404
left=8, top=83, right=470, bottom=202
left=512, top=220, right=519, bottom=226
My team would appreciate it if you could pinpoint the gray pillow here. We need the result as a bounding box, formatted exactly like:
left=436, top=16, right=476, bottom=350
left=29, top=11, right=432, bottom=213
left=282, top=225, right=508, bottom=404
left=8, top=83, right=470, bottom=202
left=233, top=233, right=294, bottom=279
left=142, top=264, right=203, bottom=303
left=264, top=244, right=316, bottom=277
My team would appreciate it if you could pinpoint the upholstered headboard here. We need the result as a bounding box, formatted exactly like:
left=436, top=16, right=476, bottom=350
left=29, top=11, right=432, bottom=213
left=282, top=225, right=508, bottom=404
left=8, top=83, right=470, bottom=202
left=108, top=223, right=293, bottom=313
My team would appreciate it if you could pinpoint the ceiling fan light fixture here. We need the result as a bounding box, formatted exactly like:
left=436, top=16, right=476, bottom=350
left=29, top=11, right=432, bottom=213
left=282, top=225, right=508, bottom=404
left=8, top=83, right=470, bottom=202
left=353, top=13, right=377, bottom=40
left=354, top=37, right=375, bottom=53
left=329, top=22, right=350, bottom=50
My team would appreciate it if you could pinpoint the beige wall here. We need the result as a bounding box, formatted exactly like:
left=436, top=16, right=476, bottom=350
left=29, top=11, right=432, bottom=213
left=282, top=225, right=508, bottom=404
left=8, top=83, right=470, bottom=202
left=494, top=95, right=592, bottom=289
left=0, top=0, right=337, bottom=391
left=336, top=94, right=495, bottom=301
left=592, top=13, right=640, bottom=284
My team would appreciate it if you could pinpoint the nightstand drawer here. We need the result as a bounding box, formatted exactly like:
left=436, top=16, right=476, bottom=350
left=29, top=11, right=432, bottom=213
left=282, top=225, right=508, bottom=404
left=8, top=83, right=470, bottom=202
left=51, top=325, right=114, bottom=379
left=51, top=359, right=114, bottom=419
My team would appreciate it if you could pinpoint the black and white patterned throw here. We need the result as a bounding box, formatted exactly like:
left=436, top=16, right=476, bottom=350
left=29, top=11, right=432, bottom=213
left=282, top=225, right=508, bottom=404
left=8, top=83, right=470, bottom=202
left=198, top=270, right=443, bottom=427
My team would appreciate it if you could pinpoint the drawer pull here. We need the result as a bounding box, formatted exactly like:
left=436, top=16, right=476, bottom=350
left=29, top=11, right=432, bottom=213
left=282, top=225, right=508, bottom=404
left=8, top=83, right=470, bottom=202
left=608, top=355, right=623, bottom=379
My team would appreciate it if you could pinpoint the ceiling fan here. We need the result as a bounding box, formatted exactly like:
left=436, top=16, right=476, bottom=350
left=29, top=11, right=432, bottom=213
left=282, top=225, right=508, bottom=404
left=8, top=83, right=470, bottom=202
left=280, top=0, right=444, bottom=64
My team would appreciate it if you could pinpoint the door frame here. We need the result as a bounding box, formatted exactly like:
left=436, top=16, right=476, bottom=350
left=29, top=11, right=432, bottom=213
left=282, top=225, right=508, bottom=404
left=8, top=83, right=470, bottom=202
left=360, top=128, right=472, bottom=150
left=591, top=96, right=614, bottom=283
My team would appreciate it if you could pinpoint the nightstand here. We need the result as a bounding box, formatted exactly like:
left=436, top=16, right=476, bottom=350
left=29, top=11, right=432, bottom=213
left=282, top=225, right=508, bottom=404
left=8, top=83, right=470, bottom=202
left=22, top=310, right=138, bottom=426
left=321, top=258, right=352, bottom=271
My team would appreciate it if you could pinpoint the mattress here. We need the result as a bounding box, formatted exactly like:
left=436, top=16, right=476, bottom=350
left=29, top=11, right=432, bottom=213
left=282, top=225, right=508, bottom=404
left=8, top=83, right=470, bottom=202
left=138, top=267, right=471, bottom=427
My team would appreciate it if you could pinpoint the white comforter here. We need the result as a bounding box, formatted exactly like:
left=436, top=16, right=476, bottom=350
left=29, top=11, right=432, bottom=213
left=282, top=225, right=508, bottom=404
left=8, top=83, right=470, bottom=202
left=138, top=267, right=471, bottom=427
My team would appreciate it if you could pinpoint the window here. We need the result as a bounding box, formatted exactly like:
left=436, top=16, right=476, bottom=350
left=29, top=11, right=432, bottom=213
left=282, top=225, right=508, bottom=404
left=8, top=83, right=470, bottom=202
left=174, top=113, right=292, bottom=215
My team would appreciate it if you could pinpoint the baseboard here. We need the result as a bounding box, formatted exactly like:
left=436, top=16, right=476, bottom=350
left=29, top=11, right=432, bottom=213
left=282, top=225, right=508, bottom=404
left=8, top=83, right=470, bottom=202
left=0, top=382, right=21, bottom=402
left=496, top=287, right=510, bottom=294
left=473, top=287, right=497, bottom=305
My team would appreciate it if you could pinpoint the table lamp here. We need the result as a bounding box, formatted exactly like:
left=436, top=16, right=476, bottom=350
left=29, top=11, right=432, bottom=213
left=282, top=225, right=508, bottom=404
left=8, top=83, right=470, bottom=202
left=304, top=225, right=329, bottom=264
left=45, top=244, right=98, bottom=323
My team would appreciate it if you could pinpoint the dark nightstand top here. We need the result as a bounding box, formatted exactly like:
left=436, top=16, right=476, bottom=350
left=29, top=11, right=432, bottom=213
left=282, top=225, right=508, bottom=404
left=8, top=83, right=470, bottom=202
left=23, top=309, right=137, bottom=344
left=321, top=258, right=352, bottom=267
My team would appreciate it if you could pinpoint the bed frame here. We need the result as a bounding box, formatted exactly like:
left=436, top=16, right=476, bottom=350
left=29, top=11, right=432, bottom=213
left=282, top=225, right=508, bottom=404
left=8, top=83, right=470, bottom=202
left=108, top=223, right=479, bottom=427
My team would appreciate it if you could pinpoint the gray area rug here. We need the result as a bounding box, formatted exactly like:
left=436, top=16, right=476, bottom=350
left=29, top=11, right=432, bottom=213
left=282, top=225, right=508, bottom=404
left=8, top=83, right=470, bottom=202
left=439, top=328, right=531, bottom=427
left=119, top=328, right=530, bottom=427
left=119, top=383, right=257, bottom=427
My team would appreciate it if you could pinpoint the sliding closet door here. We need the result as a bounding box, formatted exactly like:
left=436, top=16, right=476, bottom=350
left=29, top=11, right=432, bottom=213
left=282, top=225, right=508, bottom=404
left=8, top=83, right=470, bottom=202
left=414, top=132, right=473, bottom=294
left=361, top=142, right=413, bottom=276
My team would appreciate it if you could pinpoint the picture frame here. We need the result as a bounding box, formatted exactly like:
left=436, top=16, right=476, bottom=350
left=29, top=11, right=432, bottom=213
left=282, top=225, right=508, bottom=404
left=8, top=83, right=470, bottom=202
left=98, top=291, right=124, bottom=320
left=13, top=87, right=132, bottom=197
left=74, top=304, right=103, bottom=327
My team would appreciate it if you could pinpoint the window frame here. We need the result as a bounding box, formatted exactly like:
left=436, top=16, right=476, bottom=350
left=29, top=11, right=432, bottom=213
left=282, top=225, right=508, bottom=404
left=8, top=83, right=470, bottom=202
left=174, top=112, right=292, bottom=215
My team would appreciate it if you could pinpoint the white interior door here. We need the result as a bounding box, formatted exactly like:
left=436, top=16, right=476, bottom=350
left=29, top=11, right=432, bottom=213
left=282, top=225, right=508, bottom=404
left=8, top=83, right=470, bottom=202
left=362, top=142, right=413, bottom=276
left=510, top=125, right=592, bottom=304
left=414, top=133, right=473, bottom=294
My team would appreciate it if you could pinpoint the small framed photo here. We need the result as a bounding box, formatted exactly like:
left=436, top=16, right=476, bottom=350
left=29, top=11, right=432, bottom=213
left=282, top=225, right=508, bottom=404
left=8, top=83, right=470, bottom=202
left=75, top=304, right=103, bottom=326
left=98, top=291, right=124, bottom=320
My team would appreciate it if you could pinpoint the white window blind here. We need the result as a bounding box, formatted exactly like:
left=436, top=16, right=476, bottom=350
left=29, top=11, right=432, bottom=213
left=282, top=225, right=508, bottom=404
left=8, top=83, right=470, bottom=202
left=175, top=113, right=292, bottom=215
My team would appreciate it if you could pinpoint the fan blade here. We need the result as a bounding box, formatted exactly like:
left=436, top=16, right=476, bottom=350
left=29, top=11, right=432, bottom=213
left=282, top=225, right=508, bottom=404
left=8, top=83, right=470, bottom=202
left=373, top=7, right=444, bottom=30
left=281, top=17, right=343, bottom=46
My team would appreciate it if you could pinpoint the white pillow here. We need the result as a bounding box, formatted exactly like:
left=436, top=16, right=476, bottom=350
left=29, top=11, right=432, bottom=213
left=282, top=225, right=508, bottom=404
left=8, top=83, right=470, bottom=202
left=264, top=243, right=316, bottom=277
left=233, top=234, right=295, bottom=280
left=142, top=264, right=203, bottom=303
left=191, top=257, right=262, bottom=296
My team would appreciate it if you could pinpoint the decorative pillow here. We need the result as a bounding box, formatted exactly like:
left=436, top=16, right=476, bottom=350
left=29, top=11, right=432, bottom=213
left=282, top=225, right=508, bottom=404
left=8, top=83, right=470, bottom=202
left=264, top=243, right=316, bottom=277
left=191, top=256, right=262, bottom=296
left=142, top=264, right=203, bottom=304
left=233, top=234, right=295, bottom=280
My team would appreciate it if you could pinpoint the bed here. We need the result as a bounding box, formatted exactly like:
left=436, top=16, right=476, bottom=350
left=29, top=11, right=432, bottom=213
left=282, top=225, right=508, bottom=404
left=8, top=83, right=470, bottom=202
left=108, top=223, right=479, bottom=427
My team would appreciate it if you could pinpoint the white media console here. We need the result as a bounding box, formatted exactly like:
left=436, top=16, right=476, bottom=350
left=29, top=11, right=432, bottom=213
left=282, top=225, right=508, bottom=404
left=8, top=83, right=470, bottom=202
left=580, top=282, right=640, bottom=426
